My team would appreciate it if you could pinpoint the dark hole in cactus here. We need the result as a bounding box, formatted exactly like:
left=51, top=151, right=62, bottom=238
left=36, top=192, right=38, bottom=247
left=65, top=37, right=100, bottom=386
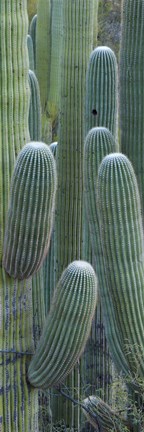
left=92, top=109, right=97, bottom=116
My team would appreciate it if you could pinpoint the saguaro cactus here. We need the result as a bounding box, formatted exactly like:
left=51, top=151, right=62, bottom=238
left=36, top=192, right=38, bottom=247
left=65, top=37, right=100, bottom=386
left=0, top=1, right=39, bottom=430
left=28, top=261, right=98, bottom=389
left=85, top=46, right=118, bottom=139
left=28, top=69, right=42, bottom=141
left=120, top=0, right=144, bottom=218
left=3, top=142, right=57, bottom=280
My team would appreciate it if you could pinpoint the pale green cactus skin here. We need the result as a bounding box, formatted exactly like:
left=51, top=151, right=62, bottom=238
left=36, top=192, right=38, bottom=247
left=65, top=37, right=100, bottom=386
left=27, top=34, right=34, bottom=71
left=0, top=1, right=39, bottom=430
left=36, top=0, right=51, bottom=111
left=97, top=153, right=144, bottom=381
left=29, top=14, right=37, bottom=70
left=3, top=142, right=57, bottom=280
left=120, top=0, right=144, bottom=219
left=85, top=46, right=118, bottom=139
left=28, top=69, right=42, bottom=141
left=28, top=261, right=98, bottom=389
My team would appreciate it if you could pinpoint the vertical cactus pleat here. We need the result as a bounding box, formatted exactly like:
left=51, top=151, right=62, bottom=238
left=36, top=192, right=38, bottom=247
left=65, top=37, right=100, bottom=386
left=28, top=261, right=98, bottom=389
left=3, top=142, right=57, bottom=280
left=82, top=396, right=127, bottom=432
left=120, top=0, right=144, bottom=218
left=85, top=46, right=118, bottom=139
left=29, top=14, right=37, bottom=70
left=28, top=69, right=42, bottom=141
left=97, top=153, right=144, bottom=380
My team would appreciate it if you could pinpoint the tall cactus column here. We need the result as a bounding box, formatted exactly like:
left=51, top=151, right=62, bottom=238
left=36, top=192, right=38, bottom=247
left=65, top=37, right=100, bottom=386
left=54, top=0, right=94, bottom=427
left=120, top=0, right=144, bottom=218
left=0, top=1, right=38, bottom=430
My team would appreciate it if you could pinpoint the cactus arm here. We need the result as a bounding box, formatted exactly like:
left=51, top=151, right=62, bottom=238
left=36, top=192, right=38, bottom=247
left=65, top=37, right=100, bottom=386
left=27, top=34, right=34, bottom=71
left=85, top=46, right=118, bottom=139
left=3, top=142, right=57, bottom=280
left=97, top=153, right=144, bottom=380
left=28, top=69, right=42, bottom=141
left=36, top=0, right=51, bottom=112
left=28, top=261, right=98, bottom=389
left=29, top=14, right=37, bottom=69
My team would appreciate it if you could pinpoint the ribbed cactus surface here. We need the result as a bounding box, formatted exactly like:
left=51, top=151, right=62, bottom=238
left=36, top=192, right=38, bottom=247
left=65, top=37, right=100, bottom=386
left=29, top=14, right=37, bottom=69
left=29, top=69, right=42, bottom=141
left=3, top=142, right=57, bottom=280
left=120, top=0, right=144, bottom=219
left=85, top=46, right=118, bottom=138
left=28, top=261, right=98, bottom=389
left=97, top=153, right=144, bottom=380
left=83, top=127, right=118, bottom=398
left=82, top=396, right=125, bottom=432
left=36, top=0, right=51, bottom=111
left=0, top=1, right=39, bottom=430
left=27, top=34, right=34, bottom=71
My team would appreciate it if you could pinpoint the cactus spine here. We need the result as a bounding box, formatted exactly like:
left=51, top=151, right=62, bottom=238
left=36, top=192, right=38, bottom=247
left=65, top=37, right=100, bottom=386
left=3, top=142, right=57, bottom=280
left=28, top=261, right=98, bottom=389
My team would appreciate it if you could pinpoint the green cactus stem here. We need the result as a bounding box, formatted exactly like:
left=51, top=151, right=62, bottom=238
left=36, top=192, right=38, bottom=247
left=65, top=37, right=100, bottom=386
left=97, top=153, right=144, bottom=382
left=28, top=261, right=98, bottom=389
left=29, top=14, right=37, bottom=70
left=0, top=1, right=40, bottom=430
left=28, top=69, right=42, bottom=141
left=120, top=0, right=144, bottom=220
left=85, top=46, right=118, bottom=139
left=82, top=396, right=128, bottom=431
left=27, top=34, right=34, bottom=71
left=83, top=127, right=127, bottom=390
left=36, top=0, right=51, bottom=112
left=3, top=142, right=57, bottom=280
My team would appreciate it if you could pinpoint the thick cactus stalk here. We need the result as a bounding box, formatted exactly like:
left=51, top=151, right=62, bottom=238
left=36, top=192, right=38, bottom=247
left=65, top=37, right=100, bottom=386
left=85, top=46, right=118, bottom=139
left=93, top=0, right=99, bottom=48
left=28, top=69, right=42, bottom=141
left=28, top=261, right=98, bottom=389
left=97, top=153, right=144, bottom=382
left=120, top=0, right=144, bottom=219
left=3, top=142, right=57, bottom=280
left=82, top=396, right=128, bottom=431
left=54, top=1, right=94, bottom=426
left=0, top=1, right=39, bottom=430
left=29, top=14, right=37, bottom=70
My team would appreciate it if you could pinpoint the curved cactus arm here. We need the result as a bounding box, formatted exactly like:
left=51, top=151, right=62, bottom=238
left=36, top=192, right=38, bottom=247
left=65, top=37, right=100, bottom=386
left=84, top=127, right=129, bottom=376
left=82, top=396, right=130, bottom=432
left=28, top=69, right=42, bottom=141
left=27, top=34, right=34, bottom=71
left=97, top=153, right=144, bottom=381
left=29, top=14, right=37, bottom=69
left=3, top=142, right=57, bottom=280
left=28, top=261, right=98, bottom=389
left=85, top=46, right=118, bottom=139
